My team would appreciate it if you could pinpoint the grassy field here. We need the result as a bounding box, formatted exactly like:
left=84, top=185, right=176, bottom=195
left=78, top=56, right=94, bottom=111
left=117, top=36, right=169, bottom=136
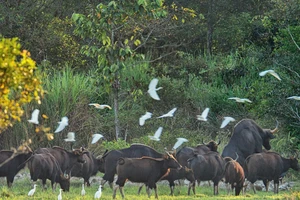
left=1, top=174, right=300, bottom=200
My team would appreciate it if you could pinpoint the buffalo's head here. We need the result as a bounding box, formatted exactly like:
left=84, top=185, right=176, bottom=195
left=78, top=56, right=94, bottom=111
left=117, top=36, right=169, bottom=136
left=262, top=121, right=278, bottom=150
left=203, top=140, right=220, bottom=152
left=290, top=156, right=300, bottom=171
left=72, top=147, right=88, bottom=163
left=164, top=152, right=182, bottom=170
left=59, top=172, right=71, bottom=192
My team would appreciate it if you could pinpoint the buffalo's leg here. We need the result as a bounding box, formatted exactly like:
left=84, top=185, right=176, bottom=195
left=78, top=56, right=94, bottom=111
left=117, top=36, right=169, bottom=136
left=119, top=186, right=125, bottom=199
left=169, top=181, right=175, bottom=195
left=213, top=182, right=219, bottom=195
left=112, top=185, right=118, bottom=199
left=188, top=181, right=195, bottom=195
left=274, top=180, right=279, bottom=194
left=251, top=183, right=256, bottom=194
left=263, top=179, right=269, bottom=192
left=137, top=183, right=144, bottom=195
left=153, top=185, right=158, bottom=199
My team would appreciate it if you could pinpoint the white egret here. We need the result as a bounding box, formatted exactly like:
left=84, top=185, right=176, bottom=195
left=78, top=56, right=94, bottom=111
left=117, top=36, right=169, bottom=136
left=57, top=188, right=63, bottom=200
left=172, top=138, right=188, bottom=150
left=91, top=133, right=104, bottom=144
left=228, top=97, right=252, bottom=103
left=64, top=132, right=75, bottom=142
left=157, top=108, right=177, bottom=118
left=89, top=103, right=112, bottom=109
left=287, top=96, right=300, bottom=100
left=139, top=112, right=152, bottom=126
left=28, top=109, right=40, bottom=125
left=220, top=117, right=236, bottom=128
left=94, top=185, right=102, bottom=199
left=259, top=69, right=281, bottom=81
left=148, top=127, right=163, bottom=141
left=54, top=116, right=69, bottom=133
left=81, top=183, right=86, bottom=196
left=147, top=78, right=162, bottom=100
left=28, top=184, right=37, bottom=197
left=197, top=108, right=210, bottom=121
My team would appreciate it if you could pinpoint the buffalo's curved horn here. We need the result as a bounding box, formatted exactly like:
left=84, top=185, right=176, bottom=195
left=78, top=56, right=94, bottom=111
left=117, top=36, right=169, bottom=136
left=270, top=120, right=279, bottom=134
left=234, top=152, right=239, bottom=161
left=202, top=139, right=206, bottom=145
left=217, top=140, right=221, bottom=145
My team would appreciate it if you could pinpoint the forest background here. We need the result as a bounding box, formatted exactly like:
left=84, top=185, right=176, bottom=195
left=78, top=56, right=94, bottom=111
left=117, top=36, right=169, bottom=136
left=0, top=0, right=299, bottom=160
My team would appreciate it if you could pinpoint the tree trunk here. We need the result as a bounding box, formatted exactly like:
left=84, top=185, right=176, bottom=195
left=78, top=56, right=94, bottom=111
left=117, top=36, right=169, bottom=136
left=113, top=88, right=120, bottom=140
left=207, top=0, right=214, bottom=56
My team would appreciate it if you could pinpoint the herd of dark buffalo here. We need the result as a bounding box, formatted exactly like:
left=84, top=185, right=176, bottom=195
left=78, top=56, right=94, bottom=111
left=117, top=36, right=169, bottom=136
left=0, top=119, right=299, bottom=198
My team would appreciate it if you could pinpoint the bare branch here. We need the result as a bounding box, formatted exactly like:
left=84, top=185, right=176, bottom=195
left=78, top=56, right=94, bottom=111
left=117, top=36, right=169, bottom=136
left=287, top=26, right=300, bottom=51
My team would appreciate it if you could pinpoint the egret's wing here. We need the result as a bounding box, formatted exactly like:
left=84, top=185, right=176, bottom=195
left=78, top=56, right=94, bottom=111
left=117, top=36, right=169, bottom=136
left=259, top=70, right=271, bottom=77
left=201, top=108, right=210, bottom=118
left=148, top=78, right=158, bottom=91
left=148, top=78, right=160, bottom=100
left=172, top=138, right=188, bottom=150
left=54, top=123, right=66, bottom=133
left=91, top=134, right=104, bottom=144
left=269, top=71, right=281, bottom=81
left=102, top=104, right=112, bottom=109
left=287, top=96, right=296, bottom=99
left=148, top=89, right=160, bottom=100
left=167, top=108, right=178, bottom=116
left=156, top=114, right=166, bottom=119
left=28, top=109, right=40, bottom=124
left=228, top=97, right=239, bottom=101
left=244, top=98, right=252, bottom=103
left=154, top=127, right=163, bottom=138
left=139, top=112, right=152, bottom=126
left=60, top=116, right=68, bottom=125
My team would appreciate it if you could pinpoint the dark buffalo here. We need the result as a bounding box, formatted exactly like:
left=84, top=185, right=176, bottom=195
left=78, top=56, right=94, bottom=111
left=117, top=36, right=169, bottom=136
left=0, top=148, right=32, bottom=187
left=245, top=151, right=299, bottom=193
left=101, top=144, right=164, bottom=188
left=137, top=166, right=195, bottom=195
left=113, top=153, right=181, bottom=199
left=176, top=140, right=220, bottom=168
left=187, top=151, right=225, bottom=195
left=27, top=153, right=70, bottom=191
left=221, top=119, right=278, bottom=169
left=34, top=146, right=86, bottom=174
left=71, top=150, right=104, bottom=186
left=223, top=156, right=245, bottom=196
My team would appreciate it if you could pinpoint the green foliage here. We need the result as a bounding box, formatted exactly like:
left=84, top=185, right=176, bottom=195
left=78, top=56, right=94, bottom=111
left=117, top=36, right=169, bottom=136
left=101, top=139, right=130, bottom=151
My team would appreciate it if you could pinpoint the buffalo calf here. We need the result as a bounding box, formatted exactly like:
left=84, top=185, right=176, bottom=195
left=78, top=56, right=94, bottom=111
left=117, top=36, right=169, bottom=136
left=224, top=157, right=245, bottom=196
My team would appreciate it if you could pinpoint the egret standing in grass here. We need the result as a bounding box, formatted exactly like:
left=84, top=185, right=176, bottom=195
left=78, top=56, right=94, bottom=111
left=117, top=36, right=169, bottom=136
left=89, top=103, right=112, bottom=109
left=28, top=109, right=40, bottom=125
left=259, top=69, right=281, bottom=81
left=81, top=183, right=86, bottom=196
left=197, top=108, right=210, bottom=121
left=157, top=108, right=177, bottom=118
left=148, top=127, right=163, bottom=141
left=28, top=184, right=37, bottom=197
left=139, top=112, right=152, bottom=126
left=94, top=185, right=102, bottom=199
left=147, top=78, right=163, bottom=100
left=220, top=117, right=236, bottom=128
left=58, top=188, right=63, bottom=200
left=54, top=116, right=69, bottom=133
